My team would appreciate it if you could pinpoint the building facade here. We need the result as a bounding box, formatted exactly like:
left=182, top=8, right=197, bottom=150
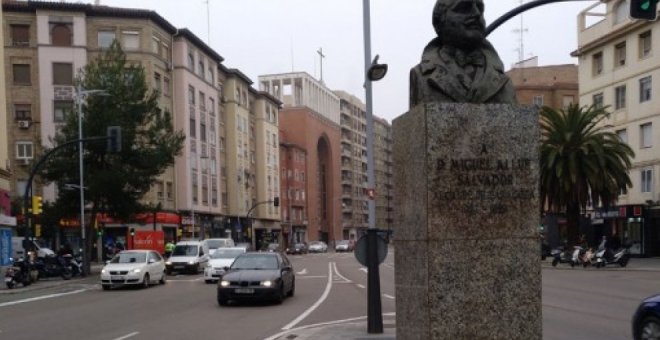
left=574, top=0, right=660, bottom=256
left=279, top=131, right=307, bottom=249
left=373, top=116, right=394, bottom=232
left=506, top=63, right=579, bottom=109
left=259, top=72, right=342, bottom=246
left=1, top=2, right=17, bottom=240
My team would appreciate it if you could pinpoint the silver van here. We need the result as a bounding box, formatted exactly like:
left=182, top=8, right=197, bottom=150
left=165, top=240, right=209, bottom=274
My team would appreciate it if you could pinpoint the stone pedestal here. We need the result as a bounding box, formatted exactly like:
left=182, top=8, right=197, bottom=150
left=393, top=103, right=541, bottom=340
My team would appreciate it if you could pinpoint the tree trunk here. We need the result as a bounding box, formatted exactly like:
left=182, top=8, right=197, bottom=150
left=566, top=202, right=581, bottom=246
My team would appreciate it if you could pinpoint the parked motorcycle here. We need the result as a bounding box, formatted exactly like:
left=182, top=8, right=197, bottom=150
left=551, top=246, right=578, bottom=267
left=62, top=253, right=83, bottom=277
left=594, top=247, right=630, bottom=268
left=34, top=255, right=73, bottom=280
left=4, top=258, right=33, bottom=289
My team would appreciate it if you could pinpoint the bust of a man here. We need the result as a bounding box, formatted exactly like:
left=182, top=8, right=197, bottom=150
left=409, top=0, right=517, bottom=107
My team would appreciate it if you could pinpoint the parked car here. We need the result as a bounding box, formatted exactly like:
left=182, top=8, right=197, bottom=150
left=217, top=252, right=295, bottom=306
left=165, top=240, right=209, bottom=274
left=265, top=243, right=281, bottom=252
left=335, top=240, right=354, bottom=252
left=204, top=247, right=247, bottom=284
left=308, top=241, right=328, bottom=253
left=286, top=243, right=308, bottom=255
left=633, top=293, right=660, bottom=340
left=100, top=250, right=166, bottom=290
left=205, top=238, right=235, bottom=255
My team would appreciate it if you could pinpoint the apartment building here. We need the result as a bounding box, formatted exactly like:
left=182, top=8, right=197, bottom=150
left=506, top=62, right=579, bottom=108
left=373, top=116, right=393, bottom=232
left=0, top=3, right=16, bottom=235
left=259, top=72, right=341, bottom=245
left=574, top=0, right=660, bottom=256
left=2, top=1, right=280, bottom=249
left=279, top=131, right=307, bottom=248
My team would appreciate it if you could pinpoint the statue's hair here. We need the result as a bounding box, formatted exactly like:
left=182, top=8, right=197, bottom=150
left=431, top=0, right=450, bottom=37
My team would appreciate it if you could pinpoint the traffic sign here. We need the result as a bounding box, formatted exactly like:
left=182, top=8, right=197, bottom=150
left=354, top=233, right=388, bottom=266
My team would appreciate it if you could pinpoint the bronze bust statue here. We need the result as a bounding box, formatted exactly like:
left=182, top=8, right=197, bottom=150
left=409, top=0, right=517, bottom=107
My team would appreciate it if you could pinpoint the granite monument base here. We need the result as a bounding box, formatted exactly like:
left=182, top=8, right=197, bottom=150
left=393, top=103, right=541, bottom=340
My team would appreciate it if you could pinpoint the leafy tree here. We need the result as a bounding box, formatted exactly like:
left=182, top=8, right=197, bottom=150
left=540, top=104, right=634, bottom=246
left=41, top=42, right=185, bottom=272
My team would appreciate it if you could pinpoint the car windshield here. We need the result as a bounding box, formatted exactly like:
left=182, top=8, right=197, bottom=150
left=231, top=255, right=278, bottom=270
left=110, top=252, right=147, bottom=264
left=206, top=240, right=227, bottom=249
left=172, top=245, right=198, bottom=256
left=310, top=241, right=323, bottom=246
left=211, top=248, right=245, bottom=259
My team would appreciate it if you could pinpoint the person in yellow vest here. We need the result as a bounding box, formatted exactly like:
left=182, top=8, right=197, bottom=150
left=165, top=240, right=175, bottom=258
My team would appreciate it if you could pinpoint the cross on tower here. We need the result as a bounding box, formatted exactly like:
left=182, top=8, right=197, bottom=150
left=317, top=48, right=326, bottom=83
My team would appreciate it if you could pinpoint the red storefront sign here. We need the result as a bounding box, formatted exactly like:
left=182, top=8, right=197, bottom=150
left=129, top=231, right=165, bottom=254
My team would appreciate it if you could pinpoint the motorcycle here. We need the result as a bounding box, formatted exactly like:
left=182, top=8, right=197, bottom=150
left=594, top=247, right=630, bottom=268
left=34, top=255, right=73, bottom=280
left=551, top=246, right=578, bottom=267
left=4, top=258, right=33, bottom=289
left=61, top=253, right=83, bottom=277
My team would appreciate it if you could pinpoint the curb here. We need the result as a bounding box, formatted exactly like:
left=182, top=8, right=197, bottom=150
left=0, top=265, right=103, bottom=295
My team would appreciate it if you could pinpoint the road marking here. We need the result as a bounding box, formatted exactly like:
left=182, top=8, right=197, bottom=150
left=296, top=275, right=327, bottom=279
left=356, top=284, right=365, bottom=289
left=332, top=262, right=352, bottom=283
left=359, top=268, right=368, bottom=274
left=383, top=294, right=395, bottom=300
left=281, top=262, right=333, bottom=331
left=0, top=289, right=88, bottom=308
left=296, top=268, right=308, bottom=275
left=112, top=332, right=139, bottom=340
left=264, top=312, right=396, bottom=340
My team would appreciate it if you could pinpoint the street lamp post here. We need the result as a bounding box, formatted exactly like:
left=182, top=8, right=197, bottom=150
left=74, top=84, right=107, bottom=276
left=363, top=0, right=388, bottom=334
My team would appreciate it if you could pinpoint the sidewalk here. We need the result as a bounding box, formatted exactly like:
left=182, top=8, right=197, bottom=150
left=0, top=262, right=104, bottom=294
left=541, top=256, right=660, bottom=271
left=266, top=316, right=396, bottom=340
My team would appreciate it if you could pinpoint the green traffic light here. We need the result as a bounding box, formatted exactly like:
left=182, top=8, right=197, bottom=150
left=641, top=0, right=650, bottom=10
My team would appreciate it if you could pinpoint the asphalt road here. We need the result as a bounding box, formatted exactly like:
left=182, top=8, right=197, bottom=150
left=0, top=251, right=657, bottom=340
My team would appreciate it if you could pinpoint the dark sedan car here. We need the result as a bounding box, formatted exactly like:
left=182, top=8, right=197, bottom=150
left=217, top=252, right=295, bottom=306
left=633, top=294, right=660, bottom=340
left=286, top=243, right=308, bottom=255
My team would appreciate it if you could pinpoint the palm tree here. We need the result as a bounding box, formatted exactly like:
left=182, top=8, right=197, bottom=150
left=540, top=103, right=634, bottom=246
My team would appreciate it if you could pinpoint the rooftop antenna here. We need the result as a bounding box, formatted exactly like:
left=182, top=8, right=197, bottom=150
left=204, top=0, right=210, bottom=44
left=512, top=0, right=529, bottom=62
left=317, top=48, right=326, bottom=83
left=290, top=38, right=295, bottom=72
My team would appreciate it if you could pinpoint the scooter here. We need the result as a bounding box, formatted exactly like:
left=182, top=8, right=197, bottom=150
left=551, top=246, right=578, bottom=267
left=4, top=258, right=32, bottom=289
left=62, top=253, right=83, bottom=277
left=594, top=247, right=630, bottom=268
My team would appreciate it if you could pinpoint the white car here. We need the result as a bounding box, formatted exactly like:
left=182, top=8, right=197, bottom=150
left=203, top=247, right=247, bottom=283
left=100, top=250, right=166, bottom=290
left=308, top=241, right=328, bottom=253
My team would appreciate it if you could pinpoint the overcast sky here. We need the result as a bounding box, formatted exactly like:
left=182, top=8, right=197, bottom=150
left=78, top=0, right=599, bottom=122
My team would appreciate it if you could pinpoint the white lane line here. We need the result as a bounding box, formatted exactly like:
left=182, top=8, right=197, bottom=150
left=296, top=276, right=327, bottom=280
left=112, top=332, right=139, bottom=340
left=281, top=262, right=333, bottom=331
left=356, top=284, right=366, bottom=289
left=296, top=268, right=308, bottom=275
left=264, top=312, right=396, bottom=340
left=0, top=289, right=88, bottom=308
left=331, top=262, right=352, bottom=283
left=383, top=294, right=395, bottom=300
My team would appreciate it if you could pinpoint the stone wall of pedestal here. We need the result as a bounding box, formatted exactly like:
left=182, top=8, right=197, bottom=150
left=393, top=103, right=542, bottom=340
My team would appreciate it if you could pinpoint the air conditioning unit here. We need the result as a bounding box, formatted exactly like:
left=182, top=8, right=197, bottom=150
left=17, top=120, right=30, bottom=129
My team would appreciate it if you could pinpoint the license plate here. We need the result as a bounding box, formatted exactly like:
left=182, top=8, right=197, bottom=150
left=111, top=275, right=124, bottom=280
left=214, top=270, right=224, bottom=275
left=4, top=277, right=12, bottom=282
left=235, top=288, right=254, bottom=294
left=173, top=265, right=184, bottom=269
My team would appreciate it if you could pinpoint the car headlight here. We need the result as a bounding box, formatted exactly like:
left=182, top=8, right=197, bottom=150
left=261, top=280, right=272, bottom=287
left=220, top=280, right=230, bottom=287
left=101, top=269, right=107, bottom=274
left=165, top=261, right=172, bottom=265
left=188, top=261, right=195, bottom=265
left=132, top=268, right=142, bottom=273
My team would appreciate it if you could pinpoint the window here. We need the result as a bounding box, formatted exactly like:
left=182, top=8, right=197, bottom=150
left=162, top=43, right=170, bottom=60
left=53, top=63, right=73, bottom=85
left=16, top=142, right=33, bottom=159
left=190, top=117, right=196, bottom=138
left=593, top=93, right=604, bottom=108
left=154, top=72, right=162, bottom=94
left=532, top=95, right=544, bottom=106
left=640, top=31, right=652, bottom=58
left=151, top=36, right=160, bottom=54
left=615, top=42, right=626, bottom=67
left=97, top=30, right=115, bottom=48
left=209, top=69, right=215, bottom=84
left=51, top=23, right=72, bottom=46
left=121, top=31, right=140, bottom=50
left=641, top=168, right=653, bottom=193
left=188, top=85, right=195, bottom=105
left=200, top=120, right=206, bottom=142
left=616, top=129, right=628, bottom=143
left=166, top=182, right=173, bottom=200
left=209, top=98, right=215, bottom=116
left=199, top=92, right=206, bottom=111
left=615, top=85, right=626, bottom=110
left=592, top=52, right=603, bottom=76
left=13, top=64, right=30, bottom=85
left=163, top=77, right=171, bottom=96
left=54, top=101, right=73, bottom=122
left=562, top=95, right=574, bottom=109
left=14, top=104, right=31, bottom=120
left=10, top=25, right=29, bottom=46
left=198, top=59, right=205, bottom=77
left=641, top=122, right=653, bottom=148
left=187, top=52, right=195, bottom=70
left=640, top=76, right=652, bottom=102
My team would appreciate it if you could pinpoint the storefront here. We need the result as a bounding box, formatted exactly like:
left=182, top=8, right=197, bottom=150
left=592, top=205, right=647, bottom=256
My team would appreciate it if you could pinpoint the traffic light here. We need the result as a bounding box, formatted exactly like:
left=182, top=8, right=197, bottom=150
left=130, top=228, right=135, bottom=237
left=273, top=197, right=280, bottom=207
left=630, top=0, right=658, bottom=20
left=32, top=195, right=43, bottom=215
left=107, top=126, right=122, bottom=153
